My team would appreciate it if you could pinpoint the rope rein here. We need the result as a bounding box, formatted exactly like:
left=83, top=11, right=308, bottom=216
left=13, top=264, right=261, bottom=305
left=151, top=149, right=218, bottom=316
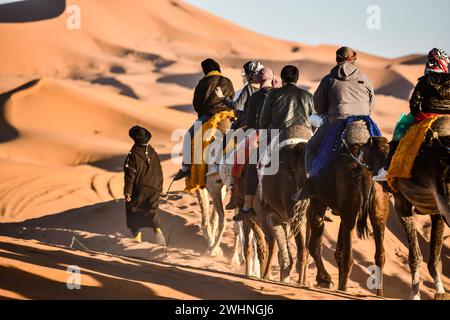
left=341, top=138, right=370, bottom=169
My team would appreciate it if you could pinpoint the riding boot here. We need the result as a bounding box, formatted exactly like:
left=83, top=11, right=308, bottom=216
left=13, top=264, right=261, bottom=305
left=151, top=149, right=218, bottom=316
left=225, top=184, right=238, bottom=210
left=292, top=178, right=315, bottom=202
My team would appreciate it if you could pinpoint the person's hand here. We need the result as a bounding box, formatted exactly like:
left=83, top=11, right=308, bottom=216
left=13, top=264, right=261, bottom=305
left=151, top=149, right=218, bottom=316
left=125, top=194, right=132, bottom=202
left=215, top=87, right=224, bottom=99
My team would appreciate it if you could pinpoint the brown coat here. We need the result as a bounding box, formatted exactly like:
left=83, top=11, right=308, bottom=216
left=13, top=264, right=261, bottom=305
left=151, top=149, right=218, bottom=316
left=124, top=144, right=163, bottom=232
left=193, top=74, right=235, bottom=117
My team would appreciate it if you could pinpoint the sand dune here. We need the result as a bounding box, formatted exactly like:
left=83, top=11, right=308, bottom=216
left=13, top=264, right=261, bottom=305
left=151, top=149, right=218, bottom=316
left=0, top=0, right=447, bottom=300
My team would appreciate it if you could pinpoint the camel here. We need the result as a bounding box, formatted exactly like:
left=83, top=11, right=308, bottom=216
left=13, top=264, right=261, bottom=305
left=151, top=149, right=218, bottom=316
left=189, top=116, right=232, bottom=257
left=189, top=116, right=263, bottom=272
left=360, top=116, right=450, bottom=300
left=194, top=177, right=227, bottom=257
left=308, top=120, right=390, bottom=296
left=259, top=125, right=312, bottom=285
left=219, top=158, right=269, bottom=278
left=232, top=162, right=276, bottom=279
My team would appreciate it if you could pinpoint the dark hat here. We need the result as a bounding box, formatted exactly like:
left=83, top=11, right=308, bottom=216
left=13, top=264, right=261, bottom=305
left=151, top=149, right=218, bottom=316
left=201, top=58, right=221, bottom=75
left=336, top=47, right=357, bottom=64
left=129, top=126, right=152, bottom=145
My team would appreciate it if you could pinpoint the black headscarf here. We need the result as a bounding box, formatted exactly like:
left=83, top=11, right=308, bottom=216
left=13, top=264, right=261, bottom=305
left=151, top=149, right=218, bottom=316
left=129, top=126, right=152, bottom=145
left=201, top=58, right=221, bottom=75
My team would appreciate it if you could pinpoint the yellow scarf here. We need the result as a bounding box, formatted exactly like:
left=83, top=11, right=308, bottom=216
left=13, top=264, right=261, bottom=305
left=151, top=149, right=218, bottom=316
left=206, top=70, right=222, bottom=77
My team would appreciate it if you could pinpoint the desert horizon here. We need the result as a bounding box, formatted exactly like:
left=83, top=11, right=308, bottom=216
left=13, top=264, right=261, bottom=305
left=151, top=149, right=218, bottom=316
left=0, top=0, right=448, bottom=304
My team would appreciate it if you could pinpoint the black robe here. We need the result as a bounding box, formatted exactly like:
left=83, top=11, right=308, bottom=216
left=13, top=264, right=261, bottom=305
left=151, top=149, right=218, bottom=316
left=124, top=144, right=163, bottom=233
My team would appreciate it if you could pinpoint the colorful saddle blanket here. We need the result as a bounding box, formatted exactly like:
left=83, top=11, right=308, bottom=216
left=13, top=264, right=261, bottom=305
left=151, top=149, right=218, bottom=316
left=185, top=110, right=235, bottom=192
left=310, top=116, right=382, bottom=177
left=388, top=115, right=443, bottom=191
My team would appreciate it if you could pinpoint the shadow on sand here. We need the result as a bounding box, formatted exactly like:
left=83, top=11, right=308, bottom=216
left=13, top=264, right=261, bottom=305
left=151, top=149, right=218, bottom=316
left=0, top=197, right=228, bottom=261
left=0, top=79, right=39, bottom=143
left=0, top=240, right=287, bottom=299
left=0, top=0, right=66, bottom=23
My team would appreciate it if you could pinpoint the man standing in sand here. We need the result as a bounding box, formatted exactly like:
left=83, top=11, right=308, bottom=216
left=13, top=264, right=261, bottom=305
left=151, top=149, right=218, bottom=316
left=124, top=126, right=166, bottom=246
left=173, top=58, right=235, bottom=181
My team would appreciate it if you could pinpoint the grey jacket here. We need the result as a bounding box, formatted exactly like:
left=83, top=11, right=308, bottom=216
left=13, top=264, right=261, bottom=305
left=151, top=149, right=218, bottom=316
left=314, top=63, right=374, bottom=123
left=224, top=84, right=259, bottom=128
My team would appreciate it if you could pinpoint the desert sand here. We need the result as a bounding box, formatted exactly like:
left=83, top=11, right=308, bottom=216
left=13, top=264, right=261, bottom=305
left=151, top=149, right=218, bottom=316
left=0, top=0, right=448, bottom=300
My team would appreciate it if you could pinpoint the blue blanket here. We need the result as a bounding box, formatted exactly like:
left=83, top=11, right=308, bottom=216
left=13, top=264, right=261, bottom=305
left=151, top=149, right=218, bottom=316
left=310, top=116, right=382, bottom=177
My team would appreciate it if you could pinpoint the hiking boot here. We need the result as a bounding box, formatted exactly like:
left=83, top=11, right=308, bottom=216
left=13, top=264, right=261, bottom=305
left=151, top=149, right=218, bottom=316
left=233, top=208, right=257, bottom=222
left=292, top=179, right=315, bottom=202
left=155, top=228, right=166, bottom=247
left=373, top=168, right=388, bottom=182
left=173, top=169, right=189, bottom=181
left=225, top=187, right=238, bottom=210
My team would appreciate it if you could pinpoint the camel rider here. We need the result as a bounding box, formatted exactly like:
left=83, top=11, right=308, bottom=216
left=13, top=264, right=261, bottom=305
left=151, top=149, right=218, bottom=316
left=215, top=60, right=263, bottom=210
left=233, top=65, right=315, bottom=221
left=215, top=60, right=264, bottom=130
left=232, top=67, right=279, bottom=221
left=295, top=47, right=375, bottom=201
left=373, top=48, right=450, bottom=181
left=259, top=65, right=315, bottom=133
left=174, top=58, right=235, bottom=181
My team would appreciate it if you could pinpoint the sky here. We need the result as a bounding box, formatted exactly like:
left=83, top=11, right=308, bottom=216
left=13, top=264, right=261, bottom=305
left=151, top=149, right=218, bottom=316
left=185, top=0, right=450, bottom=58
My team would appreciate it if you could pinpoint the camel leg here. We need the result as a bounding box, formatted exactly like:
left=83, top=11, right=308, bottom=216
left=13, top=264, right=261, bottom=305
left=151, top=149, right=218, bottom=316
left=272, top=219, right=291, bottom=283
left=243, top=221, right=253, bottom=276
left=249, top=219, right=269, bottom=279
left=261, top=212, right=277, bottom=281
left=251, top=231, right=261, bottom=278
left=368, top=185, right=389, bottom=296
left=207, top=181, right=227, bottom=256
left=212, top=184, right=227, bottom=244
left=428, top=214, right=446, bottom=300
left=308, top=200, right=332, bottom=288
left=196, top=189, right=214, bottom=249
left=231, top=221, right=244, bottom=267
left=395, top=195, right=423, bottom=300
left=264, top=237, right=277, bottom=281
left=337, top=216, right=355, bottom=292
left=210, top=206, right=219, bottom=243
left=294, top=220, right=309, bottom=286
left=335, top=222, right=344, bottom=282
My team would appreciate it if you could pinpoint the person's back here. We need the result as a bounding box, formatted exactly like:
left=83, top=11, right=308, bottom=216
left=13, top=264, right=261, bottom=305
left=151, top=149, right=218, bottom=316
left=174, top=58, right=235, bottom=181
left=194, top=73, right=235, bottom=117
left=373, top=48, right=450, bottom=182
left=125, top=144, right=163, bottom=192
left=314, top=60, right=374, bottom=124
left=263, top=83, right=314, bottom=131
left=259, top=65, right=315, bottom=132
left=296, top=47, right=375, bottom=201
left=410, top=72, right=450, bottom=115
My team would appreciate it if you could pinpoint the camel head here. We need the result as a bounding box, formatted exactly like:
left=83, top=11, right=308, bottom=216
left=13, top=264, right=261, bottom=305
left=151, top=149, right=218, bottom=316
left=359, top=136, right=390, bottom=174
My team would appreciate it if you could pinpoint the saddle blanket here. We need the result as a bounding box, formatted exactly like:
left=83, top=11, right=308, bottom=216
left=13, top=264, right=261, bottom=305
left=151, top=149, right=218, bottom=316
left=388, top=115, right=442, bottom=191
left=185, top=110, right=235, bottom=192
left=310, top=116, right=381, bottom=177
